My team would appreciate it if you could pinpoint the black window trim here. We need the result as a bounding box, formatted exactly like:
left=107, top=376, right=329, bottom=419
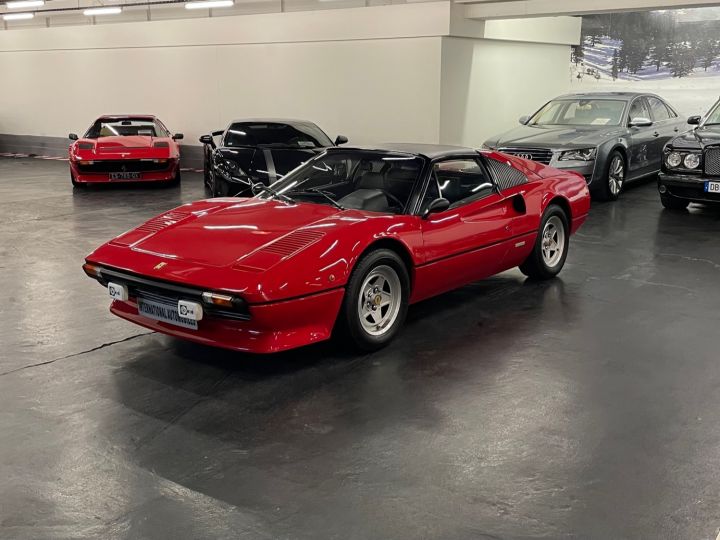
left=411, top=154, right=499, bottom=216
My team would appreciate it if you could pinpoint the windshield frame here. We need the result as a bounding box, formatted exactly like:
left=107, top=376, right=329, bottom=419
left=527, top=98, right=629, bottom=128
left=84, top=117, right=168, bottom=138
left=256, top=149, right=428, bottom=215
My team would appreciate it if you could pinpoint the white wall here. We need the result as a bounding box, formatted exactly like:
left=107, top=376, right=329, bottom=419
left=0, top=3, right=446, bottom=147
left=439, top=36, right=572, bottom=147
left=0, top=2, right=579, bottom=154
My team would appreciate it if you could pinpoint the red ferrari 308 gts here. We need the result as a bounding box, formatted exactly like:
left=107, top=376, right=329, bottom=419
left=83, top=144, right=590, bottom=353
left=68, top=115, right=183, bottom=187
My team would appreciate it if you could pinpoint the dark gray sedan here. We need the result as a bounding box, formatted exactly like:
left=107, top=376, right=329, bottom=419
left=484, top=92, right=686, bottom=201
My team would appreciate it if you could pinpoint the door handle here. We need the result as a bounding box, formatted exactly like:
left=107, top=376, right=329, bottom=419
left=653, top=132, right=660, bottom=137
left=674, top=127, right=680, bottom=132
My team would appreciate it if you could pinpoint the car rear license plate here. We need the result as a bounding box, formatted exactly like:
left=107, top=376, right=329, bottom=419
left=137, top=297, right=198, bottom=330
left=705, top=181, right=720, bottom=193
left=109, top=172, right=141, bottom=180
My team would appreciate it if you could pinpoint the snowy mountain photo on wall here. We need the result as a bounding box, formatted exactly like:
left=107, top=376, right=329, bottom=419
left=571, top=8, right=720, bottom=117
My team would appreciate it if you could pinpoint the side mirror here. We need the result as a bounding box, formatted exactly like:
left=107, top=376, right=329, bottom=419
left=334, top=135, right=348, bottom=146
left=422, top=198, right=450, bottom=219
left=172, top=133, right=184, bottom=140
left=629, top=117, right=653, bottom=128
left=688, top=115, right=702, bottom=125
left=199, top=134, right=215, bottom=146
left=518, top=115, right=530, bottom=125
left=69, top=133, right=78, bottom=140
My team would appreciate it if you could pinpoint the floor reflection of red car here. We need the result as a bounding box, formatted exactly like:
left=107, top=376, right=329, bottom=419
left=83, top=144, right=590, bottom=354
left=68, top=115, right=183, bottom=187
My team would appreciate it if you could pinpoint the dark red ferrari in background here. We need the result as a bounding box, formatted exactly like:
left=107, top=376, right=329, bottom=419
left=83, top=144, right=590, bottom=354
left=68, top=115, right=183, bottom=187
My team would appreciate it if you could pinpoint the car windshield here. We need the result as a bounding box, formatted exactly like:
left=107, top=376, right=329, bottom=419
left=258, top=151, right=424, bottom=214
left=529, top=99, right=626, bottom=127
left=223, top=122, right=333, bottom=149
left=86, top=119, right=166, bottom=138
left=704, top=101, right=720, bottom=125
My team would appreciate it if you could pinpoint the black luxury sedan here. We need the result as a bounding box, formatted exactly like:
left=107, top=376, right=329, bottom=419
left=657, top=98, right=720, bottom=210
left=484, top=92, right=686, bottom=201
left=200, top=119, right=348, bottom=197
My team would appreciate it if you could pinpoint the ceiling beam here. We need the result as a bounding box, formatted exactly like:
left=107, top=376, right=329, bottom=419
left=462, top=0, right=720, bottom=19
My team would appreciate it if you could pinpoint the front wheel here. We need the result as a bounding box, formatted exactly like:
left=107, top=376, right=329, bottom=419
left=340, top=249, right=410, bottom=351
left=595, top=150, right=626, bottom=202
left=519, top=204, right=570, bottom=280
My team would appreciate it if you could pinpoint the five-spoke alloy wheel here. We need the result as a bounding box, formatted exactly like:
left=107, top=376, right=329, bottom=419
left=520, top=204, right=570, bottom=280
left=341, top=249, right=409, bottom=351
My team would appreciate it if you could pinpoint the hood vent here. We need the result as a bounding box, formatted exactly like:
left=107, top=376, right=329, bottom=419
left=112, top=209, right=192, bottom=247
left=136, top=210, right=191, bottom=234
left=260, top=229, right=325, bottom=258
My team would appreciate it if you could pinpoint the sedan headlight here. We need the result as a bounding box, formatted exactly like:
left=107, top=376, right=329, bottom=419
left=223, top=159, right=238, bottom=171
left=559, top=148, right=597, bottom=161
left=684, top=153, right=701, bottom=170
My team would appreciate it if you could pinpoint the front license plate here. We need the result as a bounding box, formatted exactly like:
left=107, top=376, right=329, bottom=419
left=137, top=297, right=198, bottom=330
left=109, top=172, right=141, bottom=180
left=705, top=181, right=720, bottom=193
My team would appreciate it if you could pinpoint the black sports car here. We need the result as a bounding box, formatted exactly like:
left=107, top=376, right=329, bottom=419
left=658, top=99, right=720, bottom=210
left=200, top=119, right=347, bottom=197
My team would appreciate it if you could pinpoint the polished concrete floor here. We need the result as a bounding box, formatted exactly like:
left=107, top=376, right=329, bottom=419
left=2, top=157, right=720, bottom=539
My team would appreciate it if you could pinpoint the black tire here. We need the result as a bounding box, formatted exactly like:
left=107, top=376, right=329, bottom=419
left=167, top=170, right=181, bottom=187
left=71, top=173, right=83, bottom=189
left=594, top=150, right=626, bottom=202
left=660, top=192, right=689, bottom=210
left=339, top=249, right=410, bottom=352
left=519, top=204, right=570, bottom=280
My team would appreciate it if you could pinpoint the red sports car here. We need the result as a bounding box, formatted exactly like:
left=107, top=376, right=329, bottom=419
left=68, top=115, right=183, bottom=187
left=83, top=144, right=590, bottom=353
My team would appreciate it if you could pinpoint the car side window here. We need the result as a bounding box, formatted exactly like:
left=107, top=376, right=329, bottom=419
left=629, top=98, right=651, bottom=123
left=426, top=159, right=494, bottom=210
left=647, top=97, right=671, bottom=121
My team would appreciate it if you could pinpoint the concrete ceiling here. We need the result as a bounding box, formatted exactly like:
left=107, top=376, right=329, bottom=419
left=461, top=0, right=720, bottom=19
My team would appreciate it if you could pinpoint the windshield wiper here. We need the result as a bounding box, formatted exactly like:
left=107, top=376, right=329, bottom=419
left=294, top=188, right=345, bottom=210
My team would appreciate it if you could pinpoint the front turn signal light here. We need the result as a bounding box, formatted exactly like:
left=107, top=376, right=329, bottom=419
left=201, top=292, right=235, bottom=308
left=82, top=262, right=102, bottom=278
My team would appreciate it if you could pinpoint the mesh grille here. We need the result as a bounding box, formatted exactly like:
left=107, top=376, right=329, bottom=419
left=136, top=210, right=191, bottom=234
left=704, top=147, right=720, bottom=176
left=259, top=229, right=325, bottom=258
left=497, top=147, right=553, bottom=165
left=485, top=157, right=528, bottom=191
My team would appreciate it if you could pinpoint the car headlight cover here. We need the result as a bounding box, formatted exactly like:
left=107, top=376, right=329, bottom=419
left=684, top=153, right=701, bottom=170
left=559, top=148, right=597, bottom=161
left=666, top=152, right=683, bottom=168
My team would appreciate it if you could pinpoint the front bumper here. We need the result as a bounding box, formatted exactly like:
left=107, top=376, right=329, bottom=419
left=658, top=172, right=720, bottom=203
left=110, top=288, right=345, bottom=354
left=551, top=161, right=597, bottom=185
left=70, top=161, right=179, bottom=184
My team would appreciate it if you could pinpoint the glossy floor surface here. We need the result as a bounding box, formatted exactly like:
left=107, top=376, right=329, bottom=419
left=2, top=158, right=720, bottom=539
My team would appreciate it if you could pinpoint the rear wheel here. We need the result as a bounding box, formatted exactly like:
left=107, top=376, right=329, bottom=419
left=595, top=150, right=626, bottom=202
left=340, top=249, right=409, bottom=351
left=519, top=204, right=569, bottom=280
left=660, top=192, right=689, bottom=210
left=167, top=170, right=181, bottom=187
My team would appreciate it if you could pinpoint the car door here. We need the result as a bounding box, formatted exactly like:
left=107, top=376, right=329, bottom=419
left=626, top=97, right=657, bottom=178
left=646, top=95, right=680, bottom=170
left=415, top=157, right=518, bottom=301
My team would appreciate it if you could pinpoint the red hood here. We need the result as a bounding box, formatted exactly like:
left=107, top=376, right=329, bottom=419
left=111, top=198, right=342, bottom=268
left=72, top=136, right=178, bottom=159
left=95, top=136, right=162, bottom=151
